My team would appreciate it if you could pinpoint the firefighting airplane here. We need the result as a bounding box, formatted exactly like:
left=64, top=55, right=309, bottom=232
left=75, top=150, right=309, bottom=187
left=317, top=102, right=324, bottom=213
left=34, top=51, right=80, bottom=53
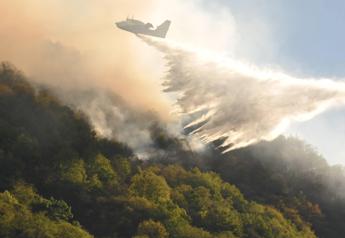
left=116, top=18, right=171, bottom=38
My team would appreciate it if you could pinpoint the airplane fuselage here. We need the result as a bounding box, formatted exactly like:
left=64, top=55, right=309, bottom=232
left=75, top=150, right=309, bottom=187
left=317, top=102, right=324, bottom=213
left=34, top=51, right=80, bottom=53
left=116, top=18, right=171, bottom=38
left=116, top=20, right=145, bottom=31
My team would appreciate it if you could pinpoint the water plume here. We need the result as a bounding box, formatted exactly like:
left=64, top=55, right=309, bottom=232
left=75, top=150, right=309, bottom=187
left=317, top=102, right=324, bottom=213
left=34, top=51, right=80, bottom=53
left=141, top=36, right=345, bottom=152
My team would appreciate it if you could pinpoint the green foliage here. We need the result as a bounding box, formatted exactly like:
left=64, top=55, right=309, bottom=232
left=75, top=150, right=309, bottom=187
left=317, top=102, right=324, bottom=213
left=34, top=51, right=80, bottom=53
left=87, top=154, right=118, bottom=189
left=129, top=170, right=171, bottom=204
left=0, top=190, right=92, bottom=238
left=11, top=183, right=73, bottom=221
left=0, top=64, right=324, bottom=238
left=40, top=197, right=74, bottom=221
left=59, top=159, right=87, bottom=184
left=242, top=203, right=315, bottom=238
left=11, top=181, right=41, bottom=206
left=215, top=231, right=237, bottom=238
left=113, top=156, right=132, bottom=180
left=136, top=219, right=169, bottom=238
left=207, top=136, right=344, bottom=238
left=173, top=224, right=212, bottom=238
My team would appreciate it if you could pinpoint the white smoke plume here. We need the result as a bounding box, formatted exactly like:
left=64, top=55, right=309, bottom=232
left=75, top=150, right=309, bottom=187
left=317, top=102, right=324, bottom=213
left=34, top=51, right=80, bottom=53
left=57, top=89, right=164, bottom=158
left=141, top=36, right=345, bottom=152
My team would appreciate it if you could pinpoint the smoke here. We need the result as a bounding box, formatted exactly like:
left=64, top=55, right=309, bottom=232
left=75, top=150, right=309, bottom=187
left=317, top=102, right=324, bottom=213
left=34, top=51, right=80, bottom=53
left=3, top=1, right=345, bottom=155
left=0, top=0, right=241, bottom=156
left=58, top=88, right=172, bottom=158
left=0, top=0, right=173, bottom=120
left=141, top=36, right=345, bottom=152
left=0, top=0, right=236, bottom=119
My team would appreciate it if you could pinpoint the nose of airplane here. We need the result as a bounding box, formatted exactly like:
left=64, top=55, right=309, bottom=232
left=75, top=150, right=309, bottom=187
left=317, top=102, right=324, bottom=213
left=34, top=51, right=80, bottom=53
left=115, top=22, right=122, bottom=28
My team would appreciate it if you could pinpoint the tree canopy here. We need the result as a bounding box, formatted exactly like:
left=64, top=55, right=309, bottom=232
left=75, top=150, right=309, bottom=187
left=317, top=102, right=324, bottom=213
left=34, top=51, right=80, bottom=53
left=0, top=63, right=343, bottom=237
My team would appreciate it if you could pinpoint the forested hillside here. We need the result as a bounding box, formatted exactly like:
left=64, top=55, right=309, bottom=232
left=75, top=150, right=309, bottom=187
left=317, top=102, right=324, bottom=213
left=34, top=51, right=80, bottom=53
left=0, top=63, right=344, bottom=237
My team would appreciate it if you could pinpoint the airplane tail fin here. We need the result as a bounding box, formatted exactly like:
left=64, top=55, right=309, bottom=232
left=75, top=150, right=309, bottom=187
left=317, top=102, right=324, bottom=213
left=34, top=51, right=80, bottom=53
left=155, top=20, right=171, bottom=38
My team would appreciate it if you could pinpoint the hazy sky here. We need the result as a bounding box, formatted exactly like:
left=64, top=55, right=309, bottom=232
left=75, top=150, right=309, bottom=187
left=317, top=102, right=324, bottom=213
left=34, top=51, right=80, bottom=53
left=210, top=0, right=345, bottom=165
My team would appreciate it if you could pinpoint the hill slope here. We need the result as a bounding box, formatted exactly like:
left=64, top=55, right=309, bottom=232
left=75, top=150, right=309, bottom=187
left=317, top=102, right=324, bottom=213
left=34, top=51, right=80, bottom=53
left=0, top=62, right=337, bottom=237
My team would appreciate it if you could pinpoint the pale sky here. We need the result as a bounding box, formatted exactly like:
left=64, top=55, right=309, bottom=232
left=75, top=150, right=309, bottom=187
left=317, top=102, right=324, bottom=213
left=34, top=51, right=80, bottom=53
left=212, top=0, right=345, bottom=165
